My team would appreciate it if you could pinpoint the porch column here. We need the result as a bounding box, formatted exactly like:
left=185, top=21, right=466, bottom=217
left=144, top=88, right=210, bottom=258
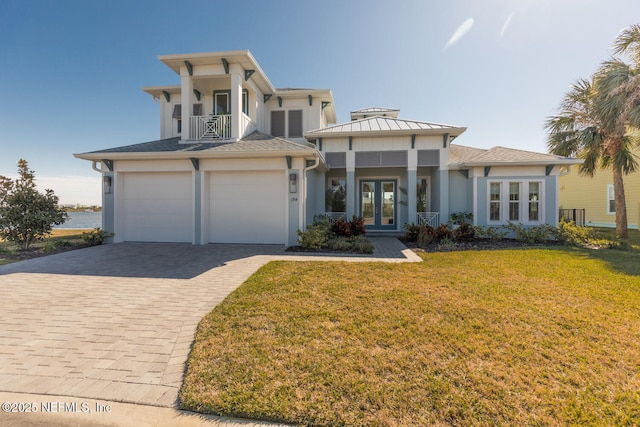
left=181, top=74, right=193, bottom=141
left=407, top=149, right=417, bottom=225
left=407, top=169, right=417, bottom=224
left=193, top=170, right=202, bottom=245
left=346, top=150, right=356, bottom=217
left=439, top=169, right=449, bottom=223
left=230, top=71, right=243, bottom=140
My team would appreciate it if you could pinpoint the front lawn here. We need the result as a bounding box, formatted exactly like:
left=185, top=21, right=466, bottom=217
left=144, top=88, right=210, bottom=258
left=181, top=248, right=640, bottom=426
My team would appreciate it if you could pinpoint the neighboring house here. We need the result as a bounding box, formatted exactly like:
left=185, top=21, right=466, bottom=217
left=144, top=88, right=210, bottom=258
left=558, top=156, right=640, bottom=229
left=75, top=50, right=580, bottom=245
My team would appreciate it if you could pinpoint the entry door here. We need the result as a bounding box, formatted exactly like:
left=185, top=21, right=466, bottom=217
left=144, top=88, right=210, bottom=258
left=360, top=180, right=396, bottom=229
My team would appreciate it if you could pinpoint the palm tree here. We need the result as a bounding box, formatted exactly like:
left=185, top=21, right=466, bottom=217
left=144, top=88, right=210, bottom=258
left=546, top=25, right=640, bottom=238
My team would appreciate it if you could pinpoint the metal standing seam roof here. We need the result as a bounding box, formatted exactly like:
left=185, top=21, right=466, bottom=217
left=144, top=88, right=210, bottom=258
left=449, top=144, right=582, bottom=166
left=305, top=116, right=466, bottom=136
left=74, top=132, right=318, bottom=159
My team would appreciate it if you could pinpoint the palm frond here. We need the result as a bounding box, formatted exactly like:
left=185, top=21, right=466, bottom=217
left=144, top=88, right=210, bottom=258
left=613, top=24, right=640, bottom=66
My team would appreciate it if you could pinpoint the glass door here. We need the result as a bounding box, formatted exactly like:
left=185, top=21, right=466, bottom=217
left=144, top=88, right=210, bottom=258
left=360, top=180, right=396, bottom=229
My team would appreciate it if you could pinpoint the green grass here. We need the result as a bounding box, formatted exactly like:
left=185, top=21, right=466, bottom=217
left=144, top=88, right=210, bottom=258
left=181, top=248, right=640, bottom=426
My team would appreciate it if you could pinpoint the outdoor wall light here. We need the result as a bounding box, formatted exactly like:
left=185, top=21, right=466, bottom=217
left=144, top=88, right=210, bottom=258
left=103, top=175, right=112, bottom=194
left=289, top=173, right=297, bottom=193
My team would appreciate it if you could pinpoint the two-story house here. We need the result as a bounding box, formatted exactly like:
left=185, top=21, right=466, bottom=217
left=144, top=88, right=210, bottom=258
left=75, top=50, right=580, bottom=245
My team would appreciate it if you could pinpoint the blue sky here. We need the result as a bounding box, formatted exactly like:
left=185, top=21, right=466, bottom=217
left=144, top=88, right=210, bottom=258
left=1, top=0, right=638, bottom=205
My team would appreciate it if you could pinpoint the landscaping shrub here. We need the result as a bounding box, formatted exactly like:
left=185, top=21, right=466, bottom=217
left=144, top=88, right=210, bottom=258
left=403, top=223, right=421, bottom=242
left=475, top=225, right=509, bottom=241
left=434, top=224, right=453, bottom=241
left=351, top=235, right=374, bottom=254
left=327, top=237, right=354, bottom=251
left=448, top=211, right=473, bottom=225
left=453, top=222, right=476, bottom=242
left=507, top=222, right=557, bottom=244
left=297, top=217, right=333, bottom=249
left=417, top=225, right=435, bottom=247
left=298, top=216, right=372, bottom=253
left=81, top=228, right=112, bottom=246
left=332, top=216, right=366, bottom=238
left=556, top=220, right=597, bottom=246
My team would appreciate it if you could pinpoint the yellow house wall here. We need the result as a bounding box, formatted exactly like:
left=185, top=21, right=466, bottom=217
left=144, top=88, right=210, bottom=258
left=559, top=166, right=640, bottom=229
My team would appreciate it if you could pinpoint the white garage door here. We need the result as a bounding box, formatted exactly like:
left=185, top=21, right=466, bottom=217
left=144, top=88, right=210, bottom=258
left=209, top=171, right=285, bottom=244
left=121, top=172, right=192, bottom=242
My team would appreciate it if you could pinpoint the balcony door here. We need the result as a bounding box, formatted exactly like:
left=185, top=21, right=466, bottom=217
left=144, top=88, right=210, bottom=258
left=213, top=90, right=249, bottom=115
left=360, top=180, right=396, bottom=230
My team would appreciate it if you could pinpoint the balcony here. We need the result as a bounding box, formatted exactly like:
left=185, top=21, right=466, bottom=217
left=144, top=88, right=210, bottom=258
left=188, top=113, right=256, bottom=141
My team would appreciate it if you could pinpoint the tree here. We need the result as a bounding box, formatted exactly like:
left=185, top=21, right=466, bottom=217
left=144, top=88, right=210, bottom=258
left=0, top=159, right=68, bottom=250
left=545, top=25, right=640, bottom=238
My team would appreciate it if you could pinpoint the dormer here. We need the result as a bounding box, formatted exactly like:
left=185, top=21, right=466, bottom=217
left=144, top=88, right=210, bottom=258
left=350, top=107, right=400, bottom=121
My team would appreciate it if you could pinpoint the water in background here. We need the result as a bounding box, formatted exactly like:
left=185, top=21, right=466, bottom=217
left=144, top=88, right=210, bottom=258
left=55, top=211, right=102, bottom=229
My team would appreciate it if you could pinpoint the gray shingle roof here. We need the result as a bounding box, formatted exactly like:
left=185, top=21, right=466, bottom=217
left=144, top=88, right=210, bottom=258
left=81, top=132, right=316, bottom=155
left=449, top=144, right=581, bottom=166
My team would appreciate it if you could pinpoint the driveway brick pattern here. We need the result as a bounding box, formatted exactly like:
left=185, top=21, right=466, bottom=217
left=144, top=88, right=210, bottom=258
left=0, top=238, right=418, bottom=408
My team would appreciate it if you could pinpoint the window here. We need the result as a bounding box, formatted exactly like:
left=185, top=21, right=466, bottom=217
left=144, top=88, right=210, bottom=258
left=489, top=180, right=543, bottom=224
left=509, top=182, right=520, bottom=221
left=490, top=183, right=501, bottom=221
left=528, top=182, right=540, bottom=222
left=288, top=110, right=303, bottom=138
left=271, top=111, right=285, bottom=137
left=213, top=90, right=249, bottom=115
left=326, top=178, right=346, bottom=212
left=417, top=178, right=429, bottom=212
left=607, top=184, right=615, bottom=214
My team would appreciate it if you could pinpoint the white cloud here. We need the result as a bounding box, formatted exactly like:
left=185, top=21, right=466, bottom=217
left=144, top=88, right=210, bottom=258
left=501, top=13, right=515, bottom=38
left=444, top=18, right=474, bottom=50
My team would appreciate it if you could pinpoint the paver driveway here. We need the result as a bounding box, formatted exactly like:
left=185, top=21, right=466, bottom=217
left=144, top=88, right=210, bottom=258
left=0, top=239, right=419, bottom=409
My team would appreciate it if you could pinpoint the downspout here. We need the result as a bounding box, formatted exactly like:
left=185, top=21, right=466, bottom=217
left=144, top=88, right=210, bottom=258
left=91, top=161, right=102, bottom=173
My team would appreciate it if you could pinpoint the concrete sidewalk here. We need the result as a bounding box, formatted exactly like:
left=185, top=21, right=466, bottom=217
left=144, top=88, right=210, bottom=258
left=0, top=237, right=420, bottom=426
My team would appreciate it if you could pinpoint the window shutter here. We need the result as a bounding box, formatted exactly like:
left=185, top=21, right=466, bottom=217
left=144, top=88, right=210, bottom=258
left=271, top=111, right=285, bottom=137
left=288, top=110, right=303, bottom=137
left=172, top=104, right=182, bottom=119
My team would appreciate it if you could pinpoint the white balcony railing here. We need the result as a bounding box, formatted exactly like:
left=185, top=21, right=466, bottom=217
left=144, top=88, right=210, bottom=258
left=324, top=212, right=346, bottom=223
left=189, top=115, right=231, bottom=140
left=188, top=113, right=257, bottom=141
left=417, top=212, right=439, bottom=227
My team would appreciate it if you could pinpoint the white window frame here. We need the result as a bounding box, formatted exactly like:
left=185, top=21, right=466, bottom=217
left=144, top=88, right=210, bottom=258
left=488, top=179, right=545, bottom=225
left=607, top=184, right=615, bottom=215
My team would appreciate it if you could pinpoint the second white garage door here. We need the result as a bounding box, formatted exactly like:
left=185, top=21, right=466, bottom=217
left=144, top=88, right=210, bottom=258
left=209, top=171, right=286, bottom=244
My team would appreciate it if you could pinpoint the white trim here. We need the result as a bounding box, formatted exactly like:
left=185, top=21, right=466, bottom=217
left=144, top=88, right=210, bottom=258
left=606, top=184, right=615, bottom=215
left=487, top=179, right=545, bottom=225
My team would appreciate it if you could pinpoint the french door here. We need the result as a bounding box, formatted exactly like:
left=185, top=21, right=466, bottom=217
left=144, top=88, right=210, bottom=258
left=360, top=180, right=396, bottom=229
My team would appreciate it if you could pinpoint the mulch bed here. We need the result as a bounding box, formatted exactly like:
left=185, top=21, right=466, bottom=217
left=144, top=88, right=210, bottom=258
left=0, top=243, right=90, bottom=263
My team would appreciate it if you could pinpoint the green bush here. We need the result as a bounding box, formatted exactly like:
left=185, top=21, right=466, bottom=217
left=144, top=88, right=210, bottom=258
left=506, top=222, right=557, bottom=244
left=297, top=217, right=333, bottom=249
left=403, top=223, right=421, bottom=242
left=417, top=225, right=435, bottom=247
left=81, top=228, right=112, bottom=246
left=475, top=225, right=509, bottom=241
left=352, top=235, right=374, bottom=254
left=448, top=211, right=473, bottom=225
left=556, top=220, right=597, bottom=246
left=327, top=237, right=354, bottom=251
left=453, top=222, right=476, bottom=242
left=434, top=224, right=453, bottom=241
